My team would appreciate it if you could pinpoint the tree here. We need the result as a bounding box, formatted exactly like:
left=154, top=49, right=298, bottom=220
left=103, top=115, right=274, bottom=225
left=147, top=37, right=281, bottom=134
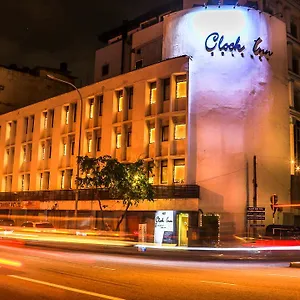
left=77, top=155, right=154, bottom=231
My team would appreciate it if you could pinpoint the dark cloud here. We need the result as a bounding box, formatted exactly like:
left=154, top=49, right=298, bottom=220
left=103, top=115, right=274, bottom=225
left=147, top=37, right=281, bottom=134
left=0, top=0, right=172, bottom=85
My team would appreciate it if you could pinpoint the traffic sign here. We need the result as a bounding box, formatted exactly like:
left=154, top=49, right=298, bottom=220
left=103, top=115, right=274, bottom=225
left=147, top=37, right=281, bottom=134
left=247, top=215, right=265, bottom=221
left=247, top=211, right=265, bottom=216
left=249, top=224, right=265, bottom=227
left=247, top=207, right=265, bottom=212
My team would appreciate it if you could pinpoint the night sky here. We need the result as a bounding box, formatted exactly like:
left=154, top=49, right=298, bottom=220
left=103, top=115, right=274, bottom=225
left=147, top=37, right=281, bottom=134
left=1, top=0, right=172, bottom=85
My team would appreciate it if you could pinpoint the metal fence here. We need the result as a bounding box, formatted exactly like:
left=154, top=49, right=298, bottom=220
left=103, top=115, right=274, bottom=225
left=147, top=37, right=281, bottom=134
left=0, top=185, right=200, bottom=202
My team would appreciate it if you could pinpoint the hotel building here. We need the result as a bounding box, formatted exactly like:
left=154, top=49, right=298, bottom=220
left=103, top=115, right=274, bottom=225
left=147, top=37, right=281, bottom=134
left=0, top=0, right=299, bottom=245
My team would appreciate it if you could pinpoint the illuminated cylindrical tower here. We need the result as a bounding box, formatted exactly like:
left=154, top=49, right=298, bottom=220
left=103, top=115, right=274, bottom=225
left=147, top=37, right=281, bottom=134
left=163, top=6, right=289, bottom=234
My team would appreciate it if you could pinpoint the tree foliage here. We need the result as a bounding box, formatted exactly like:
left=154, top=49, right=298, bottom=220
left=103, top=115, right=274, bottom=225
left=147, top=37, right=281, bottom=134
left=76, top=155, right=154, bottom=230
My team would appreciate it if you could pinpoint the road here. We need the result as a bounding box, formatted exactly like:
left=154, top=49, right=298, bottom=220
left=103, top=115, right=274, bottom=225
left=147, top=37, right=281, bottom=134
left=0, top=244, right=299, bottom=300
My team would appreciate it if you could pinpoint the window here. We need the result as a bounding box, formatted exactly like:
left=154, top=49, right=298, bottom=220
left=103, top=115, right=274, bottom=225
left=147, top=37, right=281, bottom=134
left=71, top=141, right=75, bottom=155
left=135, top=60, right=143, bottom=69
left=5, top=175, right=12, bottom=192
left=127, top=130, right=132, bottom=147
left=175, top=124, right=186, bottom=140
left=98, top=95, right=103, bottom=116
left=87, top=138, right=92, bottom=153
left=21, top=175, right=25, bottom=191
left=24, top=117, right=29, bottom=134
left=96, top=136, right=101, bottom=152
left=295, top=121, right=300, bottom=168
left=163, top=78, right=170, bottom=101
left=23, top=146, right=27, bottom=162
left=43, top=111, right=48, bottom=129
left=61, top=171, right=65, bottom=189
left=162, top=125, right=169, bottom=142
left=150, top=82, right=157, bottom=104
left=148, top=161, right=154, bottom=184
left=293, top=58, right=299, bottom=74
left=65, top=106, right=69, bottom=125
left=20, top=174, right=30, bottom=191
left=89, top=99, right=94, bottom=119
left=149, top=127, right=155, bottom=144
left=7, top=122, right=12, bottom=139
left=28, top=144, right=32, bottom=162
left=68, top=169, right=73, bottom=189
left=102, top=64, right=109, bottom=76
left=291, top=20, right=298, bottom=39
left=117, top=91, right=123, bottom=112
left=176, top=75, right=187, bottom=98
left=48, top=143, right=52, bottom=159
left=45, top=172, right=50, bottom=190
left=116, top=133, right=122, bottom=149
left=26, top=174, right=30, bottom=191
left=41, top=145, right=46, bottom=160
left=161, top=160, right=168, bottom=184
left=39, top=173, right=43, bottom=190
left=73, top=104, right=77, bottom=122
left=63, top=143, right=67, bottom=156
left=31, top=116, right=35, bottom=133
left=51, top=110, right=55, bottom=128
left=128, top=87, right=133, bottom=109
left=173, top=159, right=185, bottom=183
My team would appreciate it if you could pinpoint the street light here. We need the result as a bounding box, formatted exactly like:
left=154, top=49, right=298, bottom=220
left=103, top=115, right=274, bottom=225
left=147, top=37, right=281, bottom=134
left=46, top=74, right=83, bottom=223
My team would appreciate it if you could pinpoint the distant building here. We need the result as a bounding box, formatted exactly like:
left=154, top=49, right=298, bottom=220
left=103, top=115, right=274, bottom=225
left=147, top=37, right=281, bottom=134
left=0, top=63, right=75, bottom=114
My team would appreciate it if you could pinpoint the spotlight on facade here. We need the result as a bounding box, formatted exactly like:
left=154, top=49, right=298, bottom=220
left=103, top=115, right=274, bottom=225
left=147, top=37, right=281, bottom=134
left=270, top=12, right=283, bottom=18
left=233, top=1, right=239, bottom=9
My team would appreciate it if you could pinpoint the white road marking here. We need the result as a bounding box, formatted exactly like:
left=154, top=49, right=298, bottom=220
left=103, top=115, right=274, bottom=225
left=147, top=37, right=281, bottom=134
left=268, top=273, right=300, bottom=278
left=199, top=280, right=237, bottom=286
left=8, top=275, right=125, bottom=300
left=94, top=266, right=116, bottom=271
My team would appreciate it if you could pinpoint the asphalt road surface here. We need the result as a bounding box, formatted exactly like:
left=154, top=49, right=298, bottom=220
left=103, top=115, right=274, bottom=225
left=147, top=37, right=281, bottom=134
left=0, top=244, right=299, bottom=300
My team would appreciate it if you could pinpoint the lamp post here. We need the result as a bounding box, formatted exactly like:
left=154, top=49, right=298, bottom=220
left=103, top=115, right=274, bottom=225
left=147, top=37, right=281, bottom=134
left=47, top=74, right=83, bottom=223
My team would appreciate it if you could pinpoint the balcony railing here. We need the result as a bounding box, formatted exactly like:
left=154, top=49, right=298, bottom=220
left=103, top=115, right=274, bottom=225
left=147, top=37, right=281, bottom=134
left=0, top=185, right=200, bottom=202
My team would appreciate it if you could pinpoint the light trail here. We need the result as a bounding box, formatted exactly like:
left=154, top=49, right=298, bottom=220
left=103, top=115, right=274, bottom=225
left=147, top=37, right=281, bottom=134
left=135, top=244, right=300, bottom=252
left=0, top=258, right=22, bottom=267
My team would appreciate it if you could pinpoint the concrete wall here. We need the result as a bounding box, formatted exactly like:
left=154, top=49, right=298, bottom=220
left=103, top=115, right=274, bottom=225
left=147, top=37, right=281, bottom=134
left=131, top=22, right=163, bottom=70
left=94, top=41, right=122, bottom=82
left=163, top=6, right=290, bottom=234
left=0, top=67, right=72, bottom=114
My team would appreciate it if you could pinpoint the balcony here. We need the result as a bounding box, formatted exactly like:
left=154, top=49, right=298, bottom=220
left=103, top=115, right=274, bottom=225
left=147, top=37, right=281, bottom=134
left=0, top=185, right=200, bottom=203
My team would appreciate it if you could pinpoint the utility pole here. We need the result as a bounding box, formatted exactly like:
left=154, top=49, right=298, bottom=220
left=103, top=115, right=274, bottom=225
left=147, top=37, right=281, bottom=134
left=253, top=155, right=257, bottom=237
left=253, top=155, right=257, bottom=207
left=47, top=75, right=83, bottom=228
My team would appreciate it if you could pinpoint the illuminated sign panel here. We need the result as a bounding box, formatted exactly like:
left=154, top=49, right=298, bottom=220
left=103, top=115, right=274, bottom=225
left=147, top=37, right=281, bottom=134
left=154, top=211, right=175, bottom=244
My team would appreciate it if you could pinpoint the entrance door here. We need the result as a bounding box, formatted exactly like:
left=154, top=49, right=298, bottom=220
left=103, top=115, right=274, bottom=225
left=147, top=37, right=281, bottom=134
left=178, top=213, right=189, bottom=246
left=202, top=214, right=220, bottom=245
